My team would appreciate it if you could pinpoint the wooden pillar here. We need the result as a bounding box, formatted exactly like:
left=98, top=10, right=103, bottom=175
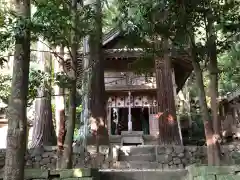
left=107, top=106, right=111, bottom=135
left=154, top=37, right=181, bottom=145
left=128, top=91, right=132, bottom=131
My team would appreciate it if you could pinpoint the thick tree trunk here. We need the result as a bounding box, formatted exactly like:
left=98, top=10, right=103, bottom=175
left=61, top=0, right=78, bottom=169
left=4, top=0, right=30, bottom=180
left=30, top=41, right=57, bottom=148
left=155, top=36, right=181, bottom=145
left=89, top=0, right=108, bottom=147
left=207, top=14, right=221, bottom=165
left=55, top=46, right=66, bottom=168
left=189, top=33, right=221, bottom=165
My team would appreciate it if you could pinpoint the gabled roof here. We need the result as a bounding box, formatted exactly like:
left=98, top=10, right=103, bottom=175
left=102, top=28, right=121, bottom=46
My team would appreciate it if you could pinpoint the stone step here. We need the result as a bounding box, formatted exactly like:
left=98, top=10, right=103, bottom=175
left=112, top=161, right=185, bottom=170
left=100, top=169, right=188, bottom=180
left=113, top=161, right=160, bottom=169
left=119, top=154, right=156, bottom=162
left=119, top=146, right=156, bottom=155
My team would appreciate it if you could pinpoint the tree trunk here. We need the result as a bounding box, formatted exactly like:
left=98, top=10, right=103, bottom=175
left=89, top=0, right=108, bottom=148
left=155, top=36, right=181, bottom=145
left=189, top=32, right=221, bottom=165
left=4, top=0, right=30, bottom=179
left=55, top=46, right=66, bottom=169
left=61, top=0, right=78, bottom=169
left=207, top=13, right=221, bottom=165
left=82, top=37, right=90, bottom=149
left=30, top=40, right=57, bottom=148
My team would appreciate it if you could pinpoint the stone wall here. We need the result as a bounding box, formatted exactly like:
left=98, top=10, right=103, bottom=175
left=115, top=144, right=240, bottom=169
left=0, top=144, right=240, bottom=170
left=0, top=145, right=110, bottom=170
left=155, top=144, right=240, bottom=168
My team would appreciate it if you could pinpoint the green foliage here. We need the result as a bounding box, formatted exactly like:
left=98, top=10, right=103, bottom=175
left=28, top=68, right=46, bottom=103
left=102, top=0, right=119, bottom=32
left=0, top=74, right=11, bottom=104
left=0, top=68, right=49, bottom=106
left=32, top=0, right=94, bottom=47
left=54, top=72, right=73, bottom=88
left=219, top=49, right=240, bottom=95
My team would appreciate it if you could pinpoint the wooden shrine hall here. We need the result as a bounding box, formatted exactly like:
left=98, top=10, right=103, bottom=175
left=86, top=29, right=192, bottom=145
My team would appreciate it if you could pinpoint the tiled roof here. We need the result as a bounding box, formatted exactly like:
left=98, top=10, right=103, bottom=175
left=102, top=28, right=121, bottom=46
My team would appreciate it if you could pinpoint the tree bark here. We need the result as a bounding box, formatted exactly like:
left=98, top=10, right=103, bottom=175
left=4, top=0, right=30, bottom=179
left=61, top=0, right=78, bottom=169
left=189, top=32, right=221, bottom=165
left=30, top=41, right=57, bottom=148
left=89, top=0, right=108, bottom=147
left=207, top=13, right=221, bottom=165
left=155, top=36, right=181, bottom=145
left=55, top=46, right=66, bottom=169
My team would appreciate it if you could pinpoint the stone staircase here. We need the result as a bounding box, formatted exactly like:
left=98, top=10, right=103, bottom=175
left=115, top=145, right=158, bottom=169
left=102, top=145, right=188, bottom=179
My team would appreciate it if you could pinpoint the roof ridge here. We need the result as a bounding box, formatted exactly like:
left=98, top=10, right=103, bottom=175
left=102, top=28, right=121, bottom=45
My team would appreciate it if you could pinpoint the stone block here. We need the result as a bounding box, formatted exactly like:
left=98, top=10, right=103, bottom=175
left=178, top=164, right=184, bottom=169
left=178, top=153, right=184, bottom=158
left=42, top=152, right=55, bottom=158
left=128, top=146, right=155, bottom=155
left=32, top=147, right=45, bottom=156
left=174, top=146, right=185, bottom=154
left=43, top=146, right=57, bottom=152
left=162, top=164, right=169, bottom=169
left=142, top=162, right=159, bottom=169
left=157, top=154, right=172, bottom=163
left=35, top=155, right=42, bottom=162
left=40, top=158, right=50, bottom=165
left=165, top=147, right=173, bottom=154
left=119, top=154, right=156, bottom=162
left=173, top=157, right=181, bottom=165
left=24, top=169, right=48, bottom=179
left=50, top=158, right=57, bottom=163
left=186, top=146, right=198, bottom=152
left=157, top=146, right=165, bottom=154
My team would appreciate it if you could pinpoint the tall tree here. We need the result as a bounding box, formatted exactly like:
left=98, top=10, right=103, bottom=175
left=206, top=6, right=221, bottom=165
left=55, top=46, right=66, bottom=168
left=155, top=35, right=181, bottom=144
left=180, top=0, right=221, bottom=164
left=30, top=40, right=57, bottom=148
left=89, top=0, right=108, bottom=148
left=189, top=31, right=220, bottom=165
left=4, top=0, right=30, bottom=179
left=61, top=0, right=78, bottom=169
